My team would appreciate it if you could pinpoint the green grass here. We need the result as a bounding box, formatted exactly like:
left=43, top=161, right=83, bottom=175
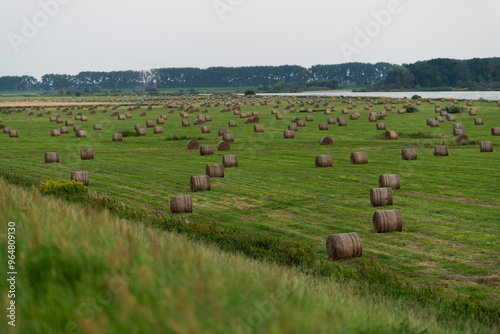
left=0, top=180, right=495, bottom=333
left=0, top=96, right=499, bottom=328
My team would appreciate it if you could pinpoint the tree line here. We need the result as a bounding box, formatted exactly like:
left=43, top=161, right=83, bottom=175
left=0, top=63, right=392, bottom=91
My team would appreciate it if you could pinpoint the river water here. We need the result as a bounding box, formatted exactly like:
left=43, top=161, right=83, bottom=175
left=256, top=91, right=500, bottom=100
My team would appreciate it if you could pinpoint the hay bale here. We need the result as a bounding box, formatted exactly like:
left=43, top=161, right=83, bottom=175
left=184, top=139, right=200, bottom=150
left=228, top=121, right=237, bottom=127
left=154, top=127, right=163, bottom=134
left=318, top=123, right=328, bottom=131
left=327, top=118, right=336, bottom=125
left=376, top=123, right=386, bottom=130
left=338, top=119, right=347, bottom=126
left=217, top=141, right=230, bottom=151
left=161, top=114, right=168, bottom=120
left=370, top=188, right=393, bottom=207
left=140, top=112, right=146, bottom=117
left=223, top=155, right=238, bottom=167
left=118, top=115, right=125, bottom=120
left=45, top=152, right=59, bottom=163
left=182, top=121, right=190, bottom=127
left=3, top=127, right=11, bottom=134
left=112, top=134, right=123, bottom=142
left=50, top=116, right=57, bottom=122
left=435, top=116, right=444, bottom=123
left=170, top=196, right=193, bottom=214
left=350, top=152, right=368, bottom=164
left=474, top=118, right=484, bottom=125
left=146, top=120, right=155, bottom=128
left=350, top=113, right=360, bottom=120
left=306, top=115, right=313, bottom=122
left=276, top=114, right=284, bottom=120
left=379, top=175, right=400, bottom=189
left=244, top=118, right=253, bottom=125
left=92, top=124, right=102, bottom=131
left=157, top=118, right=165, bottom=125
left=201, top=126, right=211, bottom=133
left=56, top=118, right=64, bottom=124
left=385, top=131, right=398, bottom=140
left=51, top=130, right=61, bottom=137
left=315, top=155, right=332, bottom=167
left=60, top=127, right=69, bottom=134
left=368, top=115, right=377, bottom=122
left=291, top=117, right=300, bottom=123
left=71, top=171, right=89, bottom=186
left=190, top=175, right=211, bottom=192
left=429, top=120, right=440, bottom=127
left=319, top=137, right=333, bottom=145
left=206, top=164, right=225, bottom=178
left=377, top=114, right=386, bottom=120
left=373, top=210, right=403, bottom=233
left=446, top=114, right=456, bottom=121
left=194, top=119, right=203, bottom=125
left=136, top=128, right=147, bottom=136
left=469, top=109, right=477, bottom=116
left=134, top=124, right=143, bottom=131
left=218, top=128, right=229, bottom=136
left=297, top=120, right=306, bottom=127
left=76, top=130, right=87, bottom=138
left=9, top=130, right=18, bottom=138
left=434, top=146, right=449, bottom=156
left=222, top=133, right=234, bottom=142
left=326, top=232, right=362, bottom=261
left=81, top=149, right=94, bottom=160
left=401, top=148, right=417, bottom=160
left=289, top=124, right=298, bottom=131
left=252, top=116, right=260, bottom=123
left=254, top=124, right=264, bottom=132
left=455, top=134, right=469, bottom=143
left=81, top=116, right=88, bottom=121
left=200, top=145, right=214, bottom=156
left=284, top=130, right=295, bottom=139
left=492, top=128, right=500, bottom=136
left=480, top=141, right=493, bottom=152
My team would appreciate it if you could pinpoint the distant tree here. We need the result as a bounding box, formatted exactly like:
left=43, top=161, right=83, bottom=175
left=244, top=90, right=256, bottom=95
left=58, top=89, right=64, bottom=96
left=65, top=89, right=72, bottom=96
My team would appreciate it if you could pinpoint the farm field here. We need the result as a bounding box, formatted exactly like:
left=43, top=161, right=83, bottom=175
left=0, top=95, right=499, bottom=327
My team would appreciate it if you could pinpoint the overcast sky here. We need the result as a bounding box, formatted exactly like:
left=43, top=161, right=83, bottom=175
left=1, top=0, right=499, bottom=79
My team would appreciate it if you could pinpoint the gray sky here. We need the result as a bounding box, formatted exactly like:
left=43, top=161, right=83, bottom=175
left=1, top=0, right=499, bottom=79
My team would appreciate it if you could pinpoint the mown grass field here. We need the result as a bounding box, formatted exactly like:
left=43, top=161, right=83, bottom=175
left=3, top=180, right=491, bottom=334
left=0, top=95, right=499, bottom=327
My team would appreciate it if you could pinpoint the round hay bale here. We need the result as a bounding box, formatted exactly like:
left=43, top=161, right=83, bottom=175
left=253, top=112, right=259, bottom=116
left=434, top=146, right=449, bottom=156
left=9, top=130, right=18, bottom=138
left=146, top=120, right=155, bottom=128
left=118, top=115, right=126, bottom=121
left=75, top=115, right=82, bottom=121
left=327, top=118, right=336, bottom=124
left=254, top=124, right=264, bottom=132
left=157, top=118, right=165, bottom=125
left=218, top=128, right=229, bottom=136
left=385, top=131, right=398, bottom=140
left=435, top=116, right=444, bottom=123
left=187, top=139, right=199, bottom=150
left=223, top=155, right=238, bottom=167
left=206, top=164, right=225, bottom=178
left=51, top=129, right=61, bottom=137
left=369, top=115, right=377, bottom=122
left=49, top=116, right=57, bottom=122
left=228, top=121, right=237, bottom=127
left=326, top=232, right=362, bottom=261
left=376, top=123, right=386, bottom=130
left=81, top=149, right=94, bottom=160
left=252, top=116, right=260, bottom=123
left=37, top=113, right=43, bottom=117
left=429, top=120, right=440, bottom=127
left=297, top=120, right=306, bottom=127
left=194, top=119, right=203, bottom=125
left=76, top=130, right=87, bottom=138
left=373, top=210, right=403, bottom=233
left=475, top=118, right=484, bottom=125
left=469, top=109, right=477, bottom=116
left=324, top=108, right=332, bottom=115
left=3, top=127, right=11, bottom=134
left=136, top=128, right=147, bottom=136
left=284, top=130, right=295, bottom=139
left=222, top=133, right=234, bottom=142
left=370, top=188, right=394, bottom=207
left=401, top=148, right=417, bottom=160
left=190, top=175, right=211, bottom=192
left=350, top=152, right=368, bottom=164
left=60, top=127, right=69, bottom=134
left=306, top=115, right=313, bottom=122
left=134, top=124, right=143, bottom=131
left=170, top=196, right=193, bottom=214
left=161, top=114, right=168, bottom=120
left=276, top=114, right=284, bottom=120
left=379, top=175, right=400, bottom=189
left=200, top=145, right=214, bottom=156
left=182, top=121, right=190, bottom=127
left=318, top=123, right=328, bottom=131
left=271, top=109, right=278, bottom=115
left=71, top=171, right=89, bottom=186
left=338, top=119, right=348, bottom=126
left=112, top=134, right=123, bottom=142
left=153, top=127, right=163, bottom=134
left=45, top=152, right=59, bottom=163
left=455, top=134, right=469, bottom=143
left=377, top=114, right=385, bottom=120
left=446, top=114, right=456, bottom=122
left=480, top=141, right=493, bottom=152
left=315, top=155, right=332, bottom=167
left=342, top=109, right=349, bottom=114
left=440, top=110, right=448, bottom=116
left=140, top=112, right=146, bottom=117
left=397, top=108, right=406, bottom=114
left=56, top=118, right=64, bottom=124
left=81, top=116, right=88, bottom=121
left=319, top=137, right=333, bottom=145
left=201, top=126, right=211, bottom=134
left=289, top=124, right=298, bottom=131
left=369, top=112, right=377, bottom=117
left=244, top=118, right=253, bottom=125
left=350, top=113, right=360, bottom=120
left=291, top=117, right=300, bottom=123
left=217, top=141, right=230, bottom=151
left=492, top=128, right=500, bottom=136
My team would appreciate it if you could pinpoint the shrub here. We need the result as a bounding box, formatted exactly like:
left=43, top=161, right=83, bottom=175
left=405, top=106, right=419, bottom=113
left=411, top=94, right=421, bottom=100
left=165, top=135, right=205, bottom=141
left=445, top=106, right=462, bottom=114
left=39, top=179, right=88, bottom=196
left=244, top=90, right=256, bottom=96
left=120, top=130, right=140, bottom=137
